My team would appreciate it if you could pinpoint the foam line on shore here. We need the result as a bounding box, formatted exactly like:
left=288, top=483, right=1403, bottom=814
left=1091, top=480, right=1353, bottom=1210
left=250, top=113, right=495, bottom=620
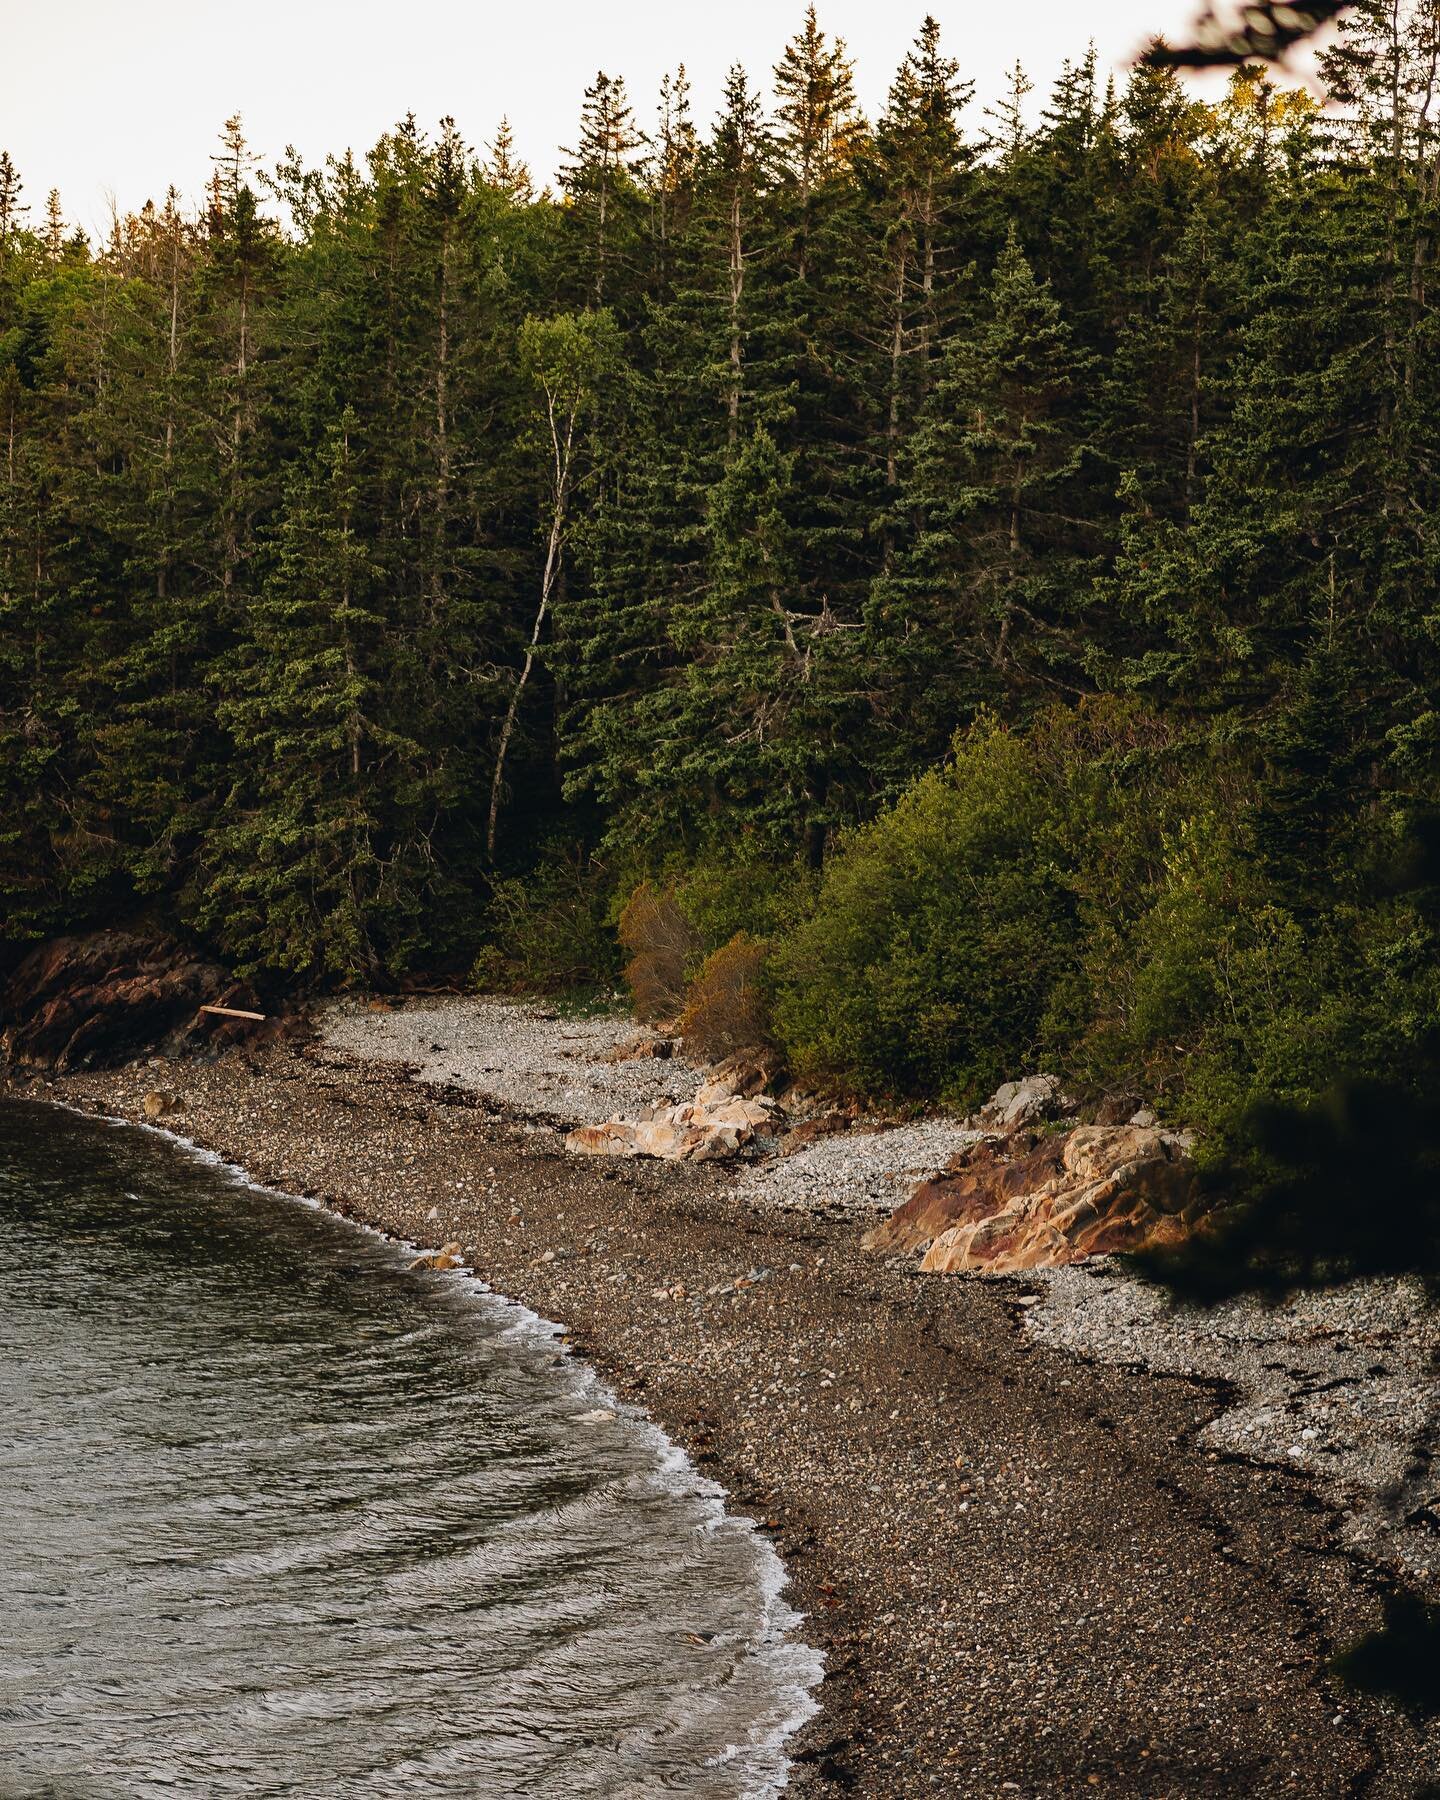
left=43, top=1096, right=824, bottom=1796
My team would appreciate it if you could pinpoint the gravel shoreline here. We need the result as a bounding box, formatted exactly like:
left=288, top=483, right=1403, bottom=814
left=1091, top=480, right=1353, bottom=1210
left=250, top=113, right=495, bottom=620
left=1027, top=1264, right=1440, bottom=1586
left=9, top=1001, right=1440, bottom=1796
left=320, top=994, right=708, bottom=1125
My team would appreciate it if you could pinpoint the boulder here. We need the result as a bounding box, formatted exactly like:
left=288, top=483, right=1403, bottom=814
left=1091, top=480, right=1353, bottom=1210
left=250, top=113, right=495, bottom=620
left=864, top=1123, right=1201, bottom=1276
left=780, top=1110, right=852, bottom=1157
left=1, top=930, right=264, bottom=1071
left=565, top=1123, right=637, bottom=1157
left=705, top=1047, right=783, bottom=1099
left=410, top=1241, right=465, bottom=1271
left=967, top=1073, right=1071, bottom=1132
left=864, top=1132, right=1068, bottom=1255
left=565, top=1083, right=780, bottom=1163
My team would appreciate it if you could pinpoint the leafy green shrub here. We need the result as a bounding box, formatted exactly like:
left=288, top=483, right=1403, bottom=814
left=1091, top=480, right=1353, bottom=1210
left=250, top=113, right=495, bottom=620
left=770, top=719, right=1078, bottom=1106
left=670, top=854, right=811, bottom=954
left=470, top=849, right=619, bottom=995
left=1087, top=795, right=1440, bottom=1148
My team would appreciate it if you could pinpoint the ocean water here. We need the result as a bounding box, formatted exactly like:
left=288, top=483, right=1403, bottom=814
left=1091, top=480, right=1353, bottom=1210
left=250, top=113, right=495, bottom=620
left=0, top=1099, right=819, bottom=1798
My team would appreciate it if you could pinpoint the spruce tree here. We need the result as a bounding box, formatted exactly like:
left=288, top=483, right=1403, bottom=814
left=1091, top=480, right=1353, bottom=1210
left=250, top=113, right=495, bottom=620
left=195, top=412, right=428, bottom=979
left=483, top=117, right=535, bottom=203
left=559, top=73, right=646, bottom=308
left=772, top=4, right=863, bottom=281
left=871, top=230, right=1099, bottom=770
left=864, top=17, right=975, bottom=512
left=0, top=151, right=25, bottom=243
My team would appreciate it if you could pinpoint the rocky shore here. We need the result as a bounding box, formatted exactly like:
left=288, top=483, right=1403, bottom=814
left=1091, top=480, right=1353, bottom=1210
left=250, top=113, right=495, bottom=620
left=7, top=996, right=1440, bottom=1797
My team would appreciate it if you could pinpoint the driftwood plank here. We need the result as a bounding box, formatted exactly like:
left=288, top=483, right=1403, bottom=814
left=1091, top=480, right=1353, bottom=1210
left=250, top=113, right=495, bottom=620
left=197, top=1003, right=267, bottom=1022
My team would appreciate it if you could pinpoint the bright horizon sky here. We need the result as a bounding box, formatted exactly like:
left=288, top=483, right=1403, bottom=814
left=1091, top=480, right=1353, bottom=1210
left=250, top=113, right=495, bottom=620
left=8, top=1, right=1284, bottom=237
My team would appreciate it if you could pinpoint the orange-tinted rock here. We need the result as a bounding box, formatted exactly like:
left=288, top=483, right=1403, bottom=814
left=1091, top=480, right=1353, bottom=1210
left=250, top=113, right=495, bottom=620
left=564, top=1083, right=781, bottom=1162
left=410, top=1241, right=465, bottom=1271
left=565, top=1123, right=637, bottom=1156
left=863, top=1133, right=1065, bottom=1255
left=864, top=1123, right=1200, bottom=1275
left=780, top=1111, right=852, bottom=1157
left=2, top=930, right=265, bottom=1070
left=705, top=1048, right=783, bottom=1099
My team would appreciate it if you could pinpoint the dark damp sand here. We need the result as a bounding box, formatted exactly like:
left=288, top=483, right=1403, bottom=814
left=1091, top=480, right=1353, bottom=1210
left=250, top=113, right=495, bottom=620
left=16, top=1033, right=1440, bottom=1799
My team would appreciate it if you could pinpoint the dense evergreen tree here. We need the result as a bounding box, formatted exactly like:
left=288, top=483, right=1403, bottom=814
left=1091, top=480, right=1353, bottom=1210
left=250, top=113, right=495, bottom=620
left=559, top=72, right=646, bottom=309
left=0, top=152, right=26, bottom=242
left=864, top=18, right=975, bottom=512
left=871, top=231, right=1099, bottom=769
left=3, top=2, right=1440, bottom=1178
left=194, top=411, right=430, bottom=979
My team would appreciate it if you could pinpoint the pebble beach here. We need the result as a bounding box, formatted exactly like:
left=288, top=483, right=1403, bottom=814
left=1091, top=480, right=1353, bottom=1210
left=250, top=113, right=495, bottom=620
left=11, top=994, right=1440, bottom=1797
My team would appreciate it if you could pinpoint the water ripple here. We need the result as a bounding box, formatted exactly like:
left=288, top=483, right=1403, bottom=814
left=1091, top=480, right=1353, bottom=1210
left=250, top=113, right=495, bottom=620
left=0, top=1101, right=819, bottom=1797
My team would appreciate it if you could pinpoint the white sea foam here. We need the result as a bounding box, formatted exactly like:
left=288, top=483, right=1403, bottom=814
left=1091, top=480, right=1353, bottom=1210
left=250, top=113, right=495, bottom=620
left=50, top=1097, right=824, bottom=1796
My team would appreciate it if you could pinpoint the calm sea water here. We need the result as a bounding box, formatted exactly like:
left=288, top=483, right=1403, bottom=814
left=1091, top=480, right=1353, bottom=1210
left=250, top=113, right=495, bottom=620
left=0, top=1100, right=818, bottom=1798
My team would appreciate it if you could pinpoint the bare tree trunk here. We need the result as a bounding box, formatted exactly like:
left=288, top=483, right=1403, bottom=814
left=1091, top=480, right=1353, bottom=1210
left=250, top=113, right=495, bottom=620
left=727, top=190, right=744, bottom=448
left=595, top=164, right=609, bottom=305
left=1404, top=22, right=1439, bottom=400
left=919, top=174, right=937, bottom=393
left=160, top=204, right=181, bottom=612
left=885, top=245, right=909, bottom=491
left=1185, top=327, right=1202, bottom=510
left=430, top=222, right=452, bottom=648
left=487, top=400, right=576, bottom=859
left=341, top=452, right=362, bottom=781
left=223, top=272, right=249, bottom=604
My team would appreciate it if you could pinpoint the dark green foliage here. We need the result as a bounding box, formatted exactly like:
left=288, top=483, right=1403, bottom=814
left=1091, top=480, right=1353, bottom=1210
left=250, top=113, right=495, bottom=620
left=771, top=721, right=1078, bottom=1104
left=194, top=412, right=437, bottom=981
left=1136, top=806, right=1440, bottom=1296
left=871, top=230, right=1101, bottom=771
left=1137, top=1080, right=1440, bottom=1300
left=470, top=847, right=620, bottom=996
left=3, top=3, right=1440, bottom=1186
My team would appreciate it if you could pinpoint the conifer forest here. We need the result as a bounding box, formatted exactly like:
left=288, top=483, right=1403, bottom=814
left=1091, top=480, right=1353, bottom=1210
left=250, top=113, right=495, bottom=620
left=6, top=1, right=1440, bottom=1153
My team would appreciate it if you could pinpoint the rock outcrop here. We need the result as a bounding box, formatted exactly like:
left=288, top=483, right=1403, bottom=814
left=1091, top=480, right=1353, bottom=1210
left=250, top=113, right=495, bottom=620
left=965, top=1073, right=1071, bottom=1132
left=410, top=1241, right=465, bottom=1271
left=864, top=1122, right=1204, bottom=1275
left=566, top=1073, right=781, bottom=1162
left=1, top=930, right=263, bottom=1070
left=779, top=1109, right=852, bottom=1157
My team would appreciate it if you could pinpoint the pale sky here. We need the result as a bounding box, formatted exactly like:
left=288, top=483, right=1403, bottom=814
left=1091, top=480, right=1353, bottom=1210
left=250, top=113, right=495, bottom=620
left=8, top=1, right=1241, bottom=237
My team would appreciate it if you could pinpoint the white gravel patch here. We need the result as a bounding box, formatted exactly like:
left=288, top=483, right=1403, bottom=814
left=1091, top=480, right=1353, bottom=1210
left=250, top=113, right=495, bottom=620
left=1024, top=1261, right=1440, bottom=1580
left=321, top=999, right=982, bottom=1213
left=319, top=996, right=704, bottom=1127
left=736, top=1119, right=985, bottom=1219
